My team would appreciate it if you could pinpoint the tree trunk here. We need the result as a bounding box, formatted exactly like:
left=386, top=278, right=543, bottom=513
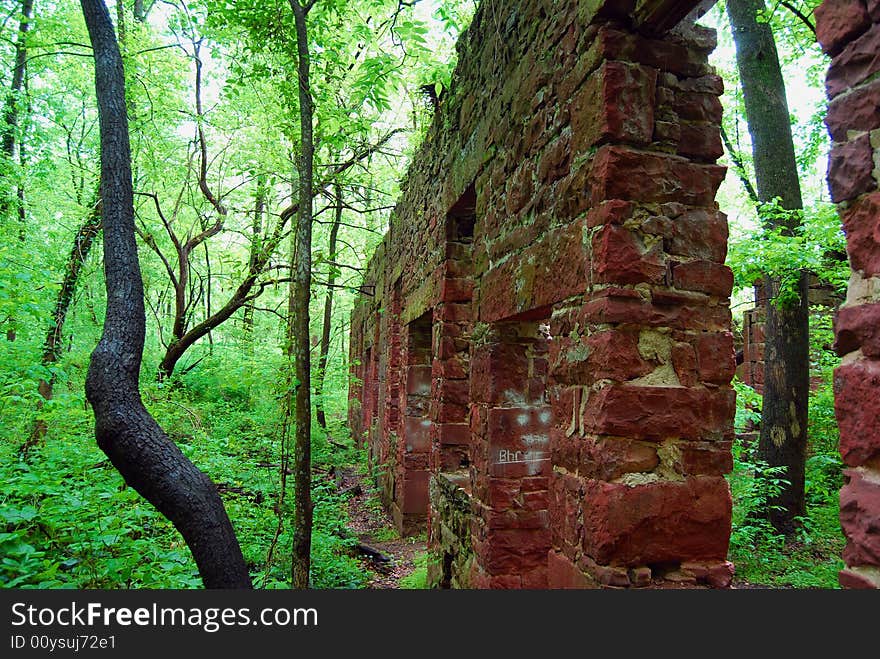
left=315, top=183, right=341, bottom=431
left=27, top=196, right=103, bottom=448
left=727, top=0, right=810, bottom=535
left=79, top=0, right=251, bottom=588
left=289, top=0, right=314, bottom=590
left=2, top=0, right=33, bottom=165
left=242, top=175, right=266, bottom=338
left=3, top=0, right=34, bottom=341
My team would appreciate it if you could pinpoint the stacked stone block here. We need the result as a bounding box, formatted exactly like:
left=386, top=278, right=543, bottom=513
left=816, top=0, right=880, bottom=589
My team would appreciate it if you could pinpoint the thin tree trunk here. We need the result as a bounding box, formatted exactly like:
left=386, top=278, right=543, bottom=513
left=80, top=0, right=251, bottom=588
left=727, top=0, right=810, bottom=535
left=315, top=183, right=341, bottom=431
left=3, top=0, right=34, bottom=341
left=2, top=0, right=33, bottom=167
left=289, top=0, right=314, bottom=590
left=242, top=175, right=266, bottom=338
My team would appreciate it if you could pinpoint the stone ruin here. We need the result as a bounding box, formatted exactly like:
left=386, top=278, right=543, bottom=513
left=347, top=0, right=880, bottom=588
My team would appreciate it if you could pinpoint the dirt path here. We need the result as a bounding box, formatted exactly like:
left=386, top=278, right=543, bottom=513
left=339, top=467, right=427, bottom=589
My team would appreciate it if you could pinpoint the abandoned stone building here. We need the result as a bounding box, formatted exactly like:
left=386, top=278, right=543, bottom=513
left=347, top=0, right=880, bottom=588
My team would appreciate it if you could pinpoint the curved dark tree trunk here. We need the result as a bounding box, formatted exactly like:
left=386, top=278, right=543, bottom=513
left=80, top=0, right=251, bottom=588
left=728, top=0, right=810, bottom=535
left=289, top=0, right=314, bottom=590
left=315, top=183, right=341, bottom=431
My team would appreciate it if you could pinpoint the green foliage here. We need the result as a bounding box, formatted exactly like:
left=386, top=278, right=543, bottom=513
left=727, top=199, right=848, bottom=308
left=399, top=551, right=428, bottom=590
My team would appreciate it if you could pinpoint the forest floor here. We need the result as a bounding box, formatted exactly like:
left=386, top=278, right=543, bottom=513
left=339, top=467, right=427, bottom=589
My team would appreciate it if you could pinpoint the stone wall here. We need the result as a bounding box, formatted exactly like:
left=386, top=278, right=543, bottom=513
left=816, top=0, right=880, bottom=589
left=349, top=0, right=736, bottom=588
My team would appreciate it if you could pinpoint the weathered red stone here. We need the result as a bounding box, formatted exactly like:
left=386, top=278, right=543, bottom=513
left=671, top=91, right=723, bottom=123
left=671, top=341, right=699, bottom=386
left=672, top=260, right=733, bottom=297
left=550, top=331, right=647, bottom=385
left=581, top=476, right=732, bottom=565
left=696, top=331, right=736, bottom=385
left=676, top=441, right=734, bottom=476
left=826, top=78, right=880, bottom=142
left=592, top=224, right=667, bottom=285
left=839, top=569, right=880, bottom=588
left=548, top=549, right=595, bottom=588
left=840, top=468, right=880, bottom=565
left=826, top=23, right=880, bottom=97
left=827, top=133, right=876, bottom=202
left=571, top=60, right=658, bottom=151
left=676, top=122, right=723, bottom=162
left=583, top=384, right=735, bottom=441
left=835, top=302, right=880, bottom=356
left=667, top=208, right=729, bottom=263
left=834, top=359, right=880, bottom=466
left=841, top=191, right=880, bottom=276
left=815, top=0, right=871, bottom=56
left=589, top=145, right=726, bottom=206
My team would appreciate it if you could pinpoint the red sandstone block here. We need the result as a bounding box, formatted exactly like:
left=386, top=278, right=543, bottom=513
left=840, top=468, right=880, bottom=566
left=841, top=191, right=880, bottom=276
left=571, top=60, right=657, bottom=152
left=551, top=329, right=652, bottom=386
left=589, top=145, right=726, bottom=207
left=474, top=528, right=552, bottom=574
left=548, top=550, right=594, bottom=589
left=680, top=560, right=735, bottom=588
left=579, top=437, right=660, bottom=481
left=835, top=359, right=880, bottom=466
left=839, top=569, right=880, bottom=588
left=677, top=122, right=723, bottom=162
left=487, top=407, right=553, bottom=447
left=404, top=416, right=431, bottom=453
left=583, top=384, right=735, bottom=441
left=438, top=378, right=470, bottom=405
left=441, top=277, right=474, bottom=303
left=520, top=565, right=549, bottom=589
left=580, top=295, right=732, bottom=332
left=826, top=78, right=880, bottom=142
left=828, top=134, right=876, bottom=203
left=538, top=133, right=572, bottom=184
left=671, top=91, right=723, bottom=123
left=483, top=508, right=549, bottom=531
left=696, top=331, right=736, bottom=385
left=597, top=26, right=708, bottom=78
left=672, top=260, right=733, bottom=298
left=581, top=476, right=732, bottom=565
left=815, top=0, right=871, bottom=56
left=437, top=302, right=473, bottom=323
left=432, top=353, right=468, bottom=379
left=405, top=365, right=432, bottom=396
left=438, top=423, right=470, bottom=446
left=592, top=224, right=667, bottom=285
left=677, top=441, right=734, bottom=476
left=470, top=342, right=529, bottom=404
left=671, top=342, right=699, bottom=386
left=667, top=208, right=729, bottom=263
left=435, top=400, right=468, bottom=424
left=402, top=470, right=430, bottom=514
left=835, top=302, right=880, bottom=356
left=585, top=199, right=636, bottom=228
left=826, top=23, right=880, bottom=97
left=532, top=220, right=590, bottom=309
left=403, top=452, right=429, bottom=471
